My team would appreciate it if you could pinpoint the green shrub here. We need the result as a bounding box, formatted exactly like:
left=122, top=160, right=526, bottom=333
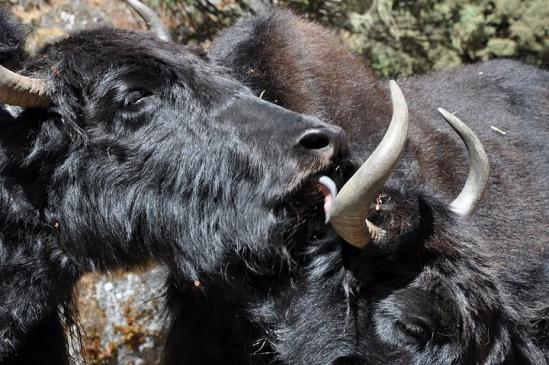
left=343, top=0, right=548, bottom=76
left=150, top=0, right=547, bottom=75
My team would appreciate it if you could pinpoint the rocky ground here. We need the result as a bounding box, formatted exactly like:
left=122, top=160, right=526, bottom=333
left=2, top=2, right=174, bottom=363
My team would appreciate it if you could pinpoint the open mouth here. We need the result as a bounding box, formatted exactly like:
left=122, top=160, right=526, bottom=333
left=267, top=158, right=355, bottom=245
left=279, top=160, right=354, bottom=225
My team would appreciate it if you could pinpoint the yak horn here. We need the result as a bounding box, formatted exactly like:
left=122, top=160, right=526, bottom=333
left=329, top=80, right=409, bottom=248
left=437, top=108, right=489, bottom=216
left=125, top=0, right=172, bottom=42
left=0, top=65, right=51, bottom=108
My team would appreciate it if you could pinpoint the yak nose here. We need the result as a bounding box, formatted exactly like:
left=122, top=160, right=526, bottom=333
left=297, top=126, right=348, bottom=158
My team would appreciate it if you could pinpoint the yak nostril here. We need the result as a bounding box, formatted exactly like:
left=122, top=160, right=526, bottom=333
left=299, top=129, right=332, bottom=150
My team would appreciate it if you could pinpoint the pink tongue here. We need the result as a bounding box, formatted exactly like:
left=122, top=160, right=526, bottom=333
left=318, top=184, right=334, bottom=223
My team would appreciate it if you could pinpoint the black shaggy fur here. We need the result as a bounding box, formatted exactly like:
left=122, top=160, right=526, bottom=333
left=165, top=8, right=549, bottom=365
left=1, top=6, right=548, bottom=365
left=0, top=9, right=353, bottom=365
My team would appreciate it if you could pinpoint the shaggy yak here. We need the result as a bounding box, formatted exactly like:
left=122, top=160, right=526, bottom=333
left=161, top=8, right=547, bottom=365
left=0, top=5, right=355, bottom=364
left=1, top=2, right=548, bottom=365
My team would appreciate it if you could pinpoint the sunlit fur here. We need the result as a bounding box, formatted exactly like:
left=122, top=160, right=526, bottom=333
left=171, top=8, right=548, bottom=364
left=0, top=10, right=351, bottom=364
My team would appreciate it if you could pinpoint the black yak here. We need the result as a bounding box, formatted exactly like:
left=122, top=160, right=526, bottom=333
left=0, top=5, right=355, bottom=364
left=155, top=8, right=549, bottom=365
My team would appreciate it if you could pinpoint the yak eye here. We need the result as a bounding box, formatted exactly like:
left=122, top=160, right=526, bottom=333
left=394, top=319, right=432, bottom=344
left=124, top=89, right=153, bottom=107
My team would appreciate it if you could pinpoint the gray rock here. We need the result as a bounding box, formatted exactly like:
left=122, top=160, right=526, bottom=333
left=72, top=266, right=168, bottom=365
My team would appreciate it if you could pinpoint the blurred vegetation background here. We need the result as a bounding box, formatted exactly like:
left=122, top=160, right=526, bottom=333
left=2, top=0, right=548, bottom=77
left=150, top=0, right=549, bottom=76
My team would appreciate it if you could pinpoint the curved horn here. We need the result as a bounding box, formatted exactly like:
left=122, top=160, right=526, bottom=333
left=329, top=80, right=409, bottom=248
left=0, top=65, right=51, bottom=108
left=437, top=108, right=489, bottom=216
left=125, top=0, right=172, bottom=42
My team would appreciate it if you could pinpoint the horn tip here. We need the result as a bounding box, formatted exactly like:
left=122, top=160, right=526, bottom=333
left=437, top=107, right=451, bottom=119
left=389, top=79, right=400, bottom=93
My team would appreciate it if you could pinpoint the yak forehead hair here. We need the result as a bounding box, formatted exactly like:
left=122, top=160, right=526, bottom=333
left=20, top=28, right=249, bottom=136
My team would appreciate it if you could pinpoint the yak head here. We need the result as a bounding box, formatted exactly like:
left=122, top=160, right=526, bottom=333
left=0, top=12, right=351, bottom=283
left=245, top=85, right=546, bottom=364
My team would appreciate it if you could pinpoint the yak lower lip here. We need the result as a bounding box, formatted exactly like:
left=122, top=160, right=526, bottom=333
left=318, top=176, right=338, bottom=223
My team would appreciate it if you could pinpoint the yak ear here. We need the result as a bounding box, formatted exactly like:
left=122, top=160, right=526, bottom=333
left=0, top=157, right=47, bottom=221
left=0, top=112, right=67, bottom=212
left=0, top=141, right=45, bottom=212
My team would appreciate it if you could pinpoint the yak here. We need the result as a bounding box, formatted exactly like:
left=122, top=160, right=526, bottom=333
left=0, top=4, right=357, bottom=364
left=1, top=2, right=548, bottom=365
left=156, top=8, right=549, bottom=365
